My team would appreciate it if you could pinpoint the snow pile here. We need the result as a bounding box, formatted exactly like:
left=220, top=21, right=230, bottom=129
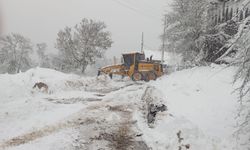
left=0, top=69, right=78, bottom=142
left=0, top=67, right=77, bottom=99
left=138, top=64, right=239, bottom=150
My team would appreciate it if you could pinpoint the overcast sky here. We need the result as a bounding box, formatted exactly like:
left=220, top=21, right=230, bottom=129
left=0, top=0, right=171, bottom=57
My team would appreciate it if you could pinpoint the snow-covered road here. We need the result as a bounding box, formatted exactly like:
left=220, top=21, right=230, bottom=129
left=0, top=66, right=242, bottom=150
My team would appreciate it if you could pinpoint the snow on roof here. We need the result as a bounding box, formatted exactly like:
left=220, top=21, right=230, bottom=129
left=122, top=51, right=142, bottom=55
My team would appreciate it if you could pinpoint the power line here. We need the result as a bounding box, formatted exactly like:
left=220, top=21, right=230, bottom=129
left=110, top=0, right=160, bottom=21
left=115, top=0, right=158, bottom=19
left=122, top=0, right=160, bottom=17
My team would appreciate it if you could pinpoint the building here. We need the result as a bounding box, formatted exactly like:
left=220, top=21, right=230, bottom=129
left=209, top=0, right=250, bottom=25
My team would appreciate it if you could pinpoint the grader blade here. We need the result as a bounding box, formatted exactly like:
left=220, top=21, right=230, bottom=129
left=98, top=64, right=127, bottom=78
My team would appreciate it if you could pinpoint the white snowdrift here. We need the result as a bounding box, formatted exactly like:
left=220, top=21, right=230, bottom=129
left=139, top=64, right=240, bottom=150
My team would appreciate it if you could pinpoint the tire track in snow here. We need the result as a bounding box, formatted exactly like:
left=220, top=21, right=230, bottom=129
left=0, top=82, right=146, bottom=149
left=82, top=104, right=150, bottom=150
left=69, top=84, right=150, bottom=150
left=0, top=116, right=95, bottom=149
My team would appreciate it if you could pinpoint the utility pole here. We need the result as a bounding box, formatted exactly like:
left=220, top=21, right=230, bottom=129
left=141, top=32, right=144, bottom=53
left=162, top=15, right=167, bottom=63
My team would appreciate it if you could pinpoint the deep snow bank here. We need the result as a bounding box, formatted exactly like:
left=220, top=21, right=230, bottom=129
left=142, top=64, right=240, bottom=150
left=0, top=68, right=88, bottom=142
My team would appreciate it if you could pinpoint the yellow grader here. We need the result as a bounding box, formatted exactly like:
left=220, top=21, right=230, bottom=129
left=98, top=52, right=165, bottom=81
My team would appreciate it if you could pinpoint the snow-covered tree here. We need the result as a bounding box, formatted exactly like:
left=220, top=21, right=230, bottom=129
left=0, top=33, right=33, bottom=73
left=36, top=43, right=46, bottom=59
left=49, top=53, right=64, bottom=71
left=56, top=18, right=113, bottom=73
left=162, top=0, right=209, bottom=63
left=234, top=35, right=250, bottom=99
left=36, top=43, right=50, bottom=68
left=232, top=23, right=250, bottom=149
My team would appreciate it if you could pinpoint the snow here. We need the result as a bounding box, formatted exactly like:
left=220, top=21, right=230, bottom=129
left=143, top=64, right=239, bottom=149
left=0, top=64, right=243, bottom=150
left=153, top=65, right=238, bottom=137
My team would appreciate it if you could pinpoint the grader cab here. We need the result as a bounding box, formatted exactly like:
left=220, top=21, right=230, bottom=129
left=98, top=52, right=165, bottom=81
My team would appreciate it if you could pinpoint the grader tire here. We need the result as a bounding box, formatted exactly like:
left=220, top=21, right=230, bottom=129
left=132, top=72, right=143, bottom=81
left=145, top=72, right=157, bottom=81
left=109, top=73, right=113, bottom=79
left=97, top=70, right=101, bottom=76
